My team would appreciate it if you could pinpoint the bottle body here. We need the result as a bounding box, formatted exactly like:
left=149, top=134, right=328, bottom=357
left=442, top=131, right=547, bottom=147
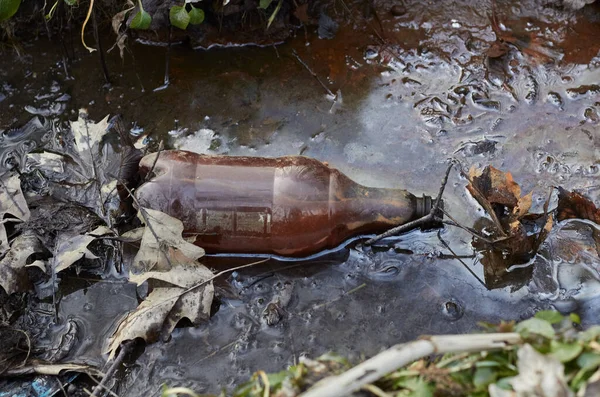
left=135, top=150, right=430, bottom=257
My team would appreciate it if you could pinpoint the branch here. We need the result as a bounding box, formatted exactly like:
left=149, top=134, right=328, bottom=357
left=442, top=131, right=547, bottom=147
left=118, top=181, right=173, bottom=270
left=299, top=333, right=521, bottom=397
left=292, top=49, right=335, bottom=97
left=365, top=160, right=454, bottom=245
left=1, top=363, right=101, bottom=377
left=90, top=340, right=134, bottom=397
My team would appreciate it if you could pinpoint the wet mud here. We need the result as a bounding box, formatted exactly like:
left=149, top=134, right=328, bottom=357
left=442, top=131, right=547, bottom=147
left=1, top=0, right=600, bottom=394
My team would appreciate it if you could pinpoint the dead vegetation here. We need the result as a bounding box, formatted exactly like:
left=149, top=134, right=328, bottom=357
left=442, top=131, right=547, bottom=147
left=0, top=108, right=598, bottom=395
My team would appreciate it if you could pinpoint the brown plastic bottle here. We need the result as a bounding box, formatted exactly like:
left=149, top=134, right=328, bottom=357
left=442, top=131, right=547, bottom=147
left=135, top=150, right=433, bottom=257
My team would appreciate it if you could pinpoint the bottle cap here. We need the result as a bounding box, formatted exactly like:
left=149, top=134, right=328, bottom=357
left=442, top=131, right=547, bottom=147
left=416, top=195, right=433, bottom=218
left=416, top=195, right=444, bottom=229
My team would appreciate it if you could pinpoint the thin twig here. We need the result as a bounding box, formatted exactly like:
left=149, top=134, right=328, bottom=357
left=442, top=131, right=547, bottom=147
left=82, top=114, right=108, bottom=224
left=51, top=237, right=60, bottom=323
left=86, top=374, right=121, bottom=397
left=118, top=182, right=173, bottom=270
left=1, top=363, right=101, bottom=377
left=437, top=230, right=486, bottom=288
left=291, top=49, right=335, bottom=97
left=108, top=258, right=271, bottom=357
left=92, top=7, right=110, bottom=85
left=154, top=24, right=172, bottom=92
left=90, top=340, right=134, bottom=397
left=55, top=377, right=68, bottom=397
left=439, top=207, right=493, bottom=243
left=365, top=161, right=454, bottom=245
left=312, top=283, right=366, bottom=310
left=144, top=141, right=164, bottom=182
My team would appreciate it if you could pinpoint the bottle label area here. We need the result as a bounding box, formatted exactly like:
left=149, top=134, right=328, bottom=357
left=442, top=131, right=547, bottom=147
left=195, top=207, right=272, bottom=236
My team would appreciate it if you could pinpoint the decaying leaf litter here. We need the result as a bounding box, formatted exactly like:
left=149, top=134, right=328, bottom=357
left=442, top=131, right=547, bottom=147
left=1, top=0, right=600, bottom=394
left=0, top=107, right=599, bottom=395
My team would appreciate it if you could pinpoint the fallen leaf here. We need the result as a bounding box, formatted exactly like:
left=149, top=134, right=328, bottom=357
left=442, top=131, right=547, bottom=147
left=133, top=208, right=205, bottom=273
left=129, top=261, right=214, bottom=289
left=54, top=234, right=98, bottom=273
left=3, top=362, right=101, bottom=377
left=26, top=112, right=141, bottom=227
left=106, top=208, right=213, bottom=359
left=70, top=113, right=110, bottom=169
left=511, top=191, right=533, bottom=223
left=509, top=344, right=571, bottom=396
left=557, top=187, right=600, bottom=224
left=0, top=174, right=30, bottom=254
left=466, top=166, right=552, bottom=289
left=105, top=266, right=214, bottom=359
left=54, top=226, right=113, bottom=272
left=469, top=166, right=521, bottom=207
left=26, top=259, right=47, bottom=272
left=120, top=227, right=144, bottom=242
left=294, top=3, right=309, bottom=23
left=0, top=231, right=45, bottom=294
left=556, top=188, right=600, bottom=257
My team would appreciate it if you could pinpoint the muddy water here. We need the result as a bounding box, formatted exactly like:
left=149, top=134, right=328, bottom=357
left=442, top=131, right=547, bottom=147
left=1, top=0, right=600, bottom=395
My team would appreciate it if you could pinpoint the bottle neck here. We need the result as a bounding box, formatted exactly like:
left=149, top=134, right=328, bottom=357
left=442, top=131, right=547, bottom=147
left=330, top=181, right=432, bottom=236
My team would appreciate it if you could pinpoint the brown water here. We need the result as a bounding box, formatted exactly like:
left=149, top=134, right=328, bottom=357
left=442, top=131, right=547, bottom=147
left=1, top=0, right=599, bottom=394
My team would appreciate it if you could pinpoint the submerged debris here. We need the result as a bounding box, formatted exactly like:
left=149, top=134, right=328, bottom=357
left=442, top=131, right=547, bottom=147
left=466, top=166, right=553, bottom=289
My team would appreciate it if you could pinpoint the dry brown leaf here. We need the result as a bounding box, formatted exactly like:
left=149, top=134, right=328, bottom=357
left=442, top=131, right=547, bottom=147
left=294, top=3, right=310, bottom=23
left=468, top=166, right=521, bottom=208
left=556, top=188, right=600, bottom=256
left=467, top=166, right=554, bottom=289
left=511, top=191, right=533, bottom=222
left=106, top=209, right=213, bottom=359
left=556, top=187, right=600, bottom=224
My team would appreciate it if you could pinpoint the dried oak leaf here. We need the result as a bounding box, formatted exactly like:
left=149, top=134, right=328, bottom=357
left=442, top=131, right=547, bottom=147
left=132, top=208, right=205, bottom=273
left=105, top=208, right=212, bottom=359
left=106, top=250, right=213, bottom=359
left=54, top=226, right=113, bottom=273
left=556, top=187, right=600, bottom=224
left=467, top=166, right=551, bottom=289
left=466, top=166, right=529, bottom=234
left=556, top=187, right=600, bottom=256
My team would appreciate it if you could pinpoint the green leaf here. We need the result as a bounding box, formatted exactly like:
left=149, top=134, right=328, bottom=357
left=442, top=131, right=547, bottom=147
left=577, top=352, right=600, bottom=370
left=64, top=0, right=77, bottom=5
left=0, top=0, right=21, bottom=22
left=188, top=6, right=204, bottom=25
left=130, top=9, right=152, bottom=30
left=169, top=5, right=190, bottom=30
left=475, top=360, right=503, bottom=368
left=494, top=377, right=514, bottom=391
left=570, top=313, right=581, bottom=324
left=579, top=326, right=600, bottom=342
left=259, top=0, right=272, bottom=9
left=396, top=378, right=433, bottom=397
left=550, top=340, right=582, bottom=363
left=534, top=310, right=564, bottom=324
left=473, top=367, right=498, bottom=390
left=515, top=318, right=555, bottom=339
left=266, top=0, right=282, bottom=29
